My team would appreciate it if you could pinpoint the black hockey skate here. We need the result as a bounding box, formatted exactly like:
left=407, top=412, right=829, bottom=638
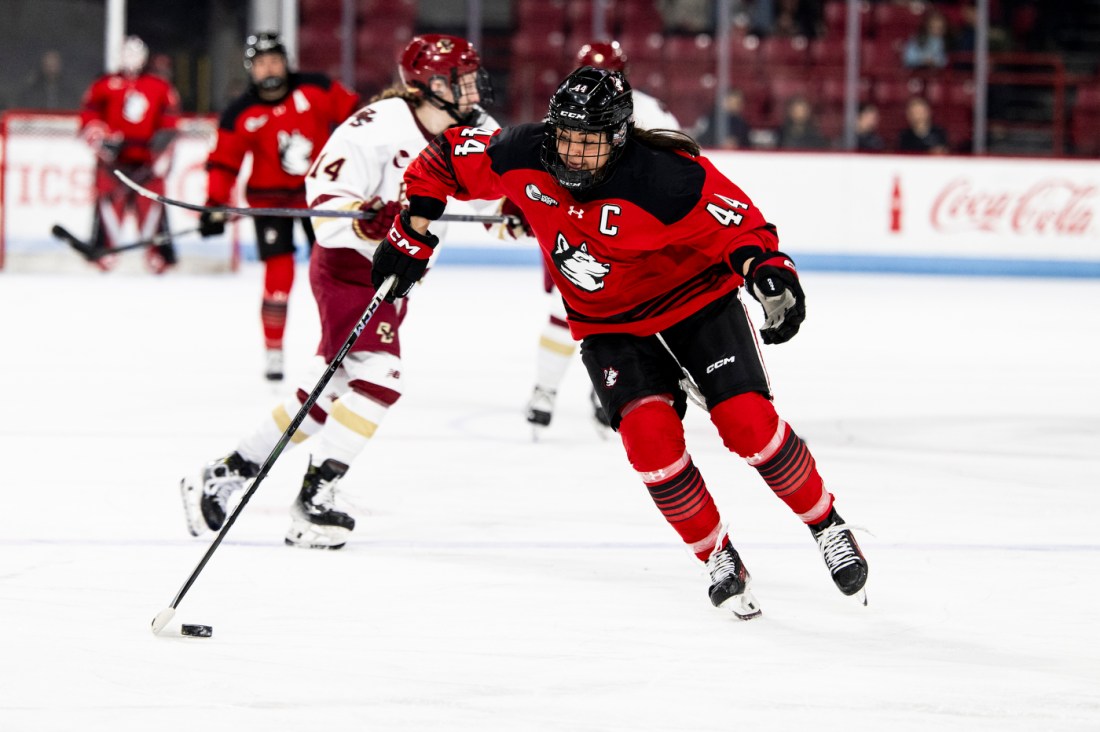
left=706, top=543, right=762, bottom=620
left=285, top=459, right=355, bottom=550
left=809, top=508, right=869, bottom=604
left=180, top=451, right=259, bottom=536
left=590, top=388, right=611, bottom=433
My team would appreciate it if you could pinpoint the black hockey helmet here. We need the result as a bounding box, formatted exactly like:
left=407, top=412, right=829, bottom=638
left=541, top=66, right=633, bottom=192
left=244, top=31, right=288, bottom=70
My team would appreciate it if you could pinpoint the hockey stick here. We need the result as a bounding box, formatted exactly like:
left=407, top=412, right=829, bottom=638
left=151, top=274, right=398, bottom=636
left=51, top=224, right=201, bottom=262
left=115, top=170, right=518, bottom=226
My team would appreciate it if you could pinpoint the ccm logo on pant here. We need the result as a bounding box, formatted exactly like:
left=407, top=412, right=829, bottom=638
left=706, top=355, right=736, bottom=374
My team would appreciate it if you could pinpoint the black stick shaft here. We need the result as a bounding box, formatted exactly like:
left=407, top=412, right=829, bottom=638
left=114, top=170, right=515, bottom=225
left=165, top=275, right=397, bottom=611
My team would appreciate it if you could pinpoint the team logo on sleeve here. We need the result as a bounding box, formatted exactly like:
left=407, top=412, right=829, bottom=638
left=551, top=232, right=610, bottom=292
left=525, top=183, right=559, bottom=207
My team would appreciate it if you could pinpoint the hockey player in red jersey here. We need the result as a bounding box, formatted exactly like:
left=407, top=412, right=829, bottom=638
left=79, top=36, right=180, bottom=274
left=181, top=35, right=499, bottom=550
left=372, top=67, right=869, bottom=617
left=199, top=32, right=361, bottom=380
left=526, top=39, right=681, bottom=433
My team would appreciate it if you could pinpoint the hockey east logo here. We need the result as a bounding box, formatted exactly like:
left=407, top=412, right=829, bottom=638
left=525, top=183, right=559, bottom=207
left=551, top=233, right=610, bottom=292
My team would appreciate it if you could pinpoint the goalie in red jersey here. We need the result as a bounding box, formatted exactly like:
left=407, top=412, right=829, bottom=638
left=199, top=32, right=361, bottom=381
left=79, top=36, right=180, bottom=274
left=372, top=67, right=869, bottom=618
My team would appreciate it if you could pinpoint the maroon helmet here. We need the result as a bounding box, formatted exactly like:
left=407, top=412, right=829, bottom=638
left=400, top=34, right=483, bottom=89
left=398, top=34, right=492, bottom=123
left=576, top=40, right=628, bottom=72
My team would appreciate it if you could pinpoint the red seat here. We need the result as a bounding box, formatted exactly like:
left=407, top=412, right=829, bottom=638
left=759, top=36, right=809, bottom=67
left=664, top=34, right=716, bottom=66
left=872, top=76, right=923, bottom=107
left=872, top=2, right=923, bottom=41
left=615, top=0, right=664, bottom=37
left=1075, top=84, right=1100, bottom=111
left=809, top=38, right=847, bottom=67
left=299, top=26, right=344, bottom=70
left=516, top=0, right=566, bottom=30
left=823, top=0, right=873, bottom=38
left=726, top=33, right=761, bottom=71
left=567, top=0, right=594, bottom=34
left=620, top=30, right=665, bottom=62
left=300, top=0, right=345, bottom=24
left=357, top=0, right=417, bottom=21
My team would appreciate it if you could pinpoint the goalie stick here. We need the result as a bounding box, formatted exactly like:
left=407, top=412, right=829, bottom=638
left=114, top=170, right=519, bottom=226
left=51, top=224, right=200, bottom=262
left=151, top=274, right=398, bottom=636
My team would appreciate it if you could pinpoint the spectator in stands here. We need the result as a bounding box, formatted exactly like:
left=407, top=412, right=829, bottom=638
left=658, top=0, right=714, bottom=34
left=856, top=102, right=886, bottom=152
left=722, top=88, right=752, bottom=149
left=771, top=0, right=822, bottom=39
left=902, top=9, right=949, bottom=69
left=898, top=96, right=949, bottom=154
left=777, top=95, right=829, bottom=150
left=14, top=49, right=80, bottom=110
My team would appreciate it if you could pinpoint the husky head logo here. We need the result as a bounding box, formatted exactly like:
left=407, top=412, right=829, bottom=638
left=277, top=130, right=314, bottom=176
left=551, top=232, right=610, bottom=292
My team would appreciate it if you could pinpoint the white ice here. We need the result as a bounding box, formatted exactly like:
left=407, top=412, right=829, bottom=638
left=0, top=262, right=1098, bottom=731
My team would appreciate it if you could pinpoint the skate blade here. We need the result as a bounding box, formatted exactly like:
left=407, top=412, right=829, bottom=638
left=285, top=520, right=350, bottom=550
left=179, top=478, right=206, bottom=537
left=853, top=587, right=868, bottom=607
left=717, top=589, right=763, bottom=621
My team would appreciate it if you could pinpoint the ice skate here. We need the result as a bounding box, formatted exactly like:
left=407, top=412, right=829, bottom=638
left=180, top=452, right=259, bottom=536
left=525, top=386, right=556, bottom=439
left=809, top=508, right=869, bottom=605
left=285, top=459, right=355, bottom=550
left=706, top=543, right=762, bottom=620
left=264, top=349, right=285, bottom=381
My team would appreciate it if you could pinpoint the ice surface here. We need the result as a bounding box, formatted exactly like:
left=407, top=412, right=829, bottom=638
left=0, top=264, right=1098, bottom=731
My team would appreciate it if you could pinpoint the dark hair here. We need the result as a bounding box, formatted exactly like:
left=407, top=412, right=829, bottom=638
left=632, top=127, right=700, bottom=157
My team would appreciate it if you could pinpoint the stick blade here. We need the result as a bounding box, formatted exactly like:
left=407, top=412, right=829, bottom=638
left=151, top=607, right=176, bottom=635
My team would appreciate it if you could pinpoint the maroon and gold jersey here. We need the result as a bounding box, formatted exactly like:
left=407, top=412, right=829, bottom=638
left=206, top=73, right=360, bottom=208
left=404, top=123, right=779, bottom=338
left=79, top=72, right=180, bottom=166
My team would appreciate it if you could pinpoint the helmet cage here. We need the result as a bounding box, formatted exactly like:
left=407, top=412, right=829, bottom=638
left=541, top=67, right=633, bottom=191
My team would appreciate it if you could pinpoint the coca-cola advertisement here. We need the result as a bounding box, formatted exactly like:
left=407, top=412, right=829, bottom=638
left=931, top=178, right=1096, bottom=237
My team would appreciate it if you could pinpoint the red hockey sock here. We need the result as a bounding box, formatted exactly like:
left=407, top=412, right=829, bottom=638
left=620, top=397, right=725, bottom=559
left=261, top=254, right=295, bottom=350
left=711, top=393, right=833, bottom=524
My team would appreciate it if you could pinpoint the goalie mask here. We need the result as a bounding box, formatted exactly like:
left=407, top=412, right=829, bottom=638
left=542, top=66, right=634, bottom=192
left=244, top=31, right=289, bottom=92
left=119, top=36, right=148, bottom=77
left=399, top=34, right=493, bottom=124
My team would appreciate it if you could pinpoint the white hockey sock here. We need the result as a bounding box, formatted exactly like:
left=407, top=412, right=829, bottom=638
left=535, top=317, right=576, bottom=392
left=236, top=395, right=327, bottom=465
left=308, top=390, right=390, bottom=467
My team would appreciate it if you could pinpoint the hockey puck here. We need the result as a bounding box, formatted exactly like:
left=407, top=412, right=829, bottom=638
left=180, top=624, right=213, bottom=638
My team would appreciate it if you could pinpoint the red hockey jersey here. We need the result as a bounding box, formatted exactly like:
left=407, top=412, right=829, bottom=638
left=404, top=124, right=780, bottom=338
left=205, top=73, right=361, bottom=208
left=79, top=72, right=180, bottom=166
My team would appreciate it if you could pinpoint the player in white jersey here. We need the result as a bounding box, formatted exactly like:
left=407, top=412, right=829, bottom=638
left=525, top=40, right=681, bottom=435
left=179, top=34, right=500, bottom=549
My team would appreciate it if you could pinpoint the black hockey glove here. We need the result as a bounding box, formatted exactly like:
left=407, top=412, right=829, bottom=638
left=371, top=210, right=439, bottom=301
left=199, top=210, right=226, bottom=237
left=746, top=251, right=806, bottom=345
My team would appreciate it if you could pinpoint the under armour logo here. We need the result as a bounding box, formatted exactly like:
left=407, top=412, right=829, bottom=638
left=568, top=206, right=584, bottom=218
